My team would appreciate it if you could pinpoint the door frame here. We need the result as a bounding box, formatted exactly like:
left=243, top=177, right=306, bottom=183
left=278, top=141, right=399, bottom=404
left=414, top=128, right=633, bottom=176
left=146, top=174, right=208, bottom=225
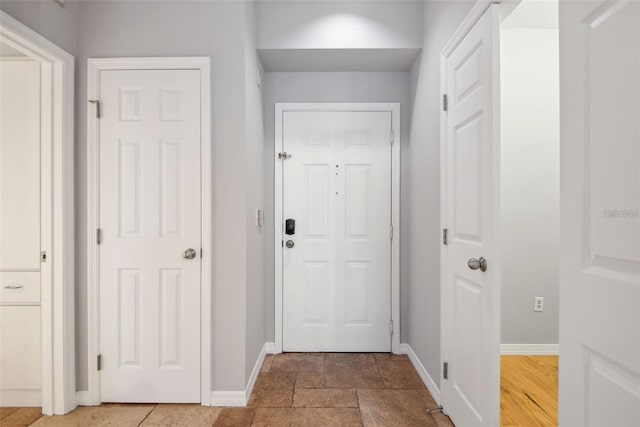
left=439, top=0, right=501, bottom=421
left=274, top=102, right=401, bottom=354
left=86, top=57, right=212, bottom=406
left=0, top=11, right=75, bottom=415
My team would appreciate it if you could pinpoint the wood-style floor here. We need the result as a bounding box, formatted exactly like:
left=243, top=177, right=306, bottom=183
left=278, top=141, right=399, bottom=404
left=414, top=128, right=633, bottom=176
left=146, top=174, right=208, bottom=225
left=0, top=353, right=453, bottom=426
left=501, top=355, right=558, bottom=426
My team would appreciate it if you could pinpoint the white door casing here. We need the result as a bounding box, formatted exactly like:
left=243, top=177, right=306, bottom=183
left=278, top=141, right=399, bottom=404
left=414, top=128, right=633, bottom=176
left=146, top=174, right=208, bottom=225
left=441, top=4, right=500, bottom=426
left=282, top=111, right=392, bottom=352
left=98, top=69, right=202, bottom=402
left=559, top=1, right=640, bottom=425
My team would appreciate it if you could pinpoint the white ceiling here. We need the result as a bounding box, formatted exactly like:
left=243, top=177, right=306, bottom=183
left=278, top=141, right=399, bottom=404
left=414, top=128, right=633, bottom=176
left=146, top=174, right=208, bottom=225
left=258, top=48, right=420, bottom=72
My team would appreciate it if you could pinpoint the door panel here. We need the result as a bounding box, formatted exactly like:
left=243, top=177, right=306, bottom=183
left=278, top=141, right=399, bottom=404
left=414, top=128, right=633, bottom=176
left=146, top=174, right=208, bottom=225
left=559, top=1, right=640, bottom=425
left=99, top=69, right=201, bottom=403
left=282, top=111, right=392, bottom=352
left=442, top=5, right=500, bottom=426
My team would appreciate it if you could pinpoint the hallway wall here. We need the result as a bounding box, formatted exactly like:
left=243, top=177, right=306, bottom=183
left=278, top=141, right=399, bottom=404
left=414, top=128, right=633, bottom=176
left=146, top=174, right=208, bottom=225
left=407, top=0, right=474, bottom=390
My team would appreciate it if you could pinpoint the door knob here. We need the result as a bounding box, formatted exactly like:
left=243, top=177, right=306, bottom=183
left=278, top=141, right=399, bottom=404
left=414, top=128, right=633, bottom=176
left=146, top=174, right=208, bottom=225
left=285, top=240, right=295, bottom=248
left=468, top=257, right=487, bottom=272
left=183, top=248, right=197, bottom=260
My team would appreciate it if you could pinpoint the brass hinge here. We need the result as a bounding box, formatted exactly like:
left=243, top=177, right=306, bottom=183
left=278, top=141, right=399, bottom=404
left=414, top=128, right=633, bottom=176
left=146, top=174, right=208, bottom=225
left=443, top=362, right=448, bottom=380
left=97, top=354, right=102, bottom=371
left=443, top=228, right=448, bottom=245
left=96, top=228, right=103, bottom=245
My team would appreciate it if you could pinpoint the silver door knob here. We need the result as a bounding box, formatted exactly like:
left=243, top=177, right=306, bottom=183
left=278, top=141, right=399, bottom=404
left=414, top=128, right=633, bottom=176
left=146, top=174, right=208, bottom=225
left=183, top=248, right=197, bottom=260
left=285, top=240, right=295, bottom=248
left=468, top=257, right=487, bottom=272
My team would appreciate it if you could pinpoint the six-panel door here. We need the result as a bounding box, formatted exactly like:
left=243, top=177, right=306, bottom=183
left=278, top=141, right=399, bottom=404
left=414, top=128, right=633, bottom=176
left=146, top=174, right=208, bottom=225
left=99, top=69, right=201, bottom=402
left=282, top=111, right=392, bottom=352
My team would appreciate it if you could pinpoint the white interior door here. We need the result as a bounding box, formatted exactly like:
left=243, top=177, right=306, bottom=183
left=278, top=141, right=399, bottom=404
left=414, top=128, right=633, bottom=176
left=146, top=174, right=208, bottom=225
left=559, top=1, right=640, bottom=425
left=282, top=110, right=392, bottom=352
left=441, top=6, right=500, bottom=426
left=99, top=69, right=201, bottom=402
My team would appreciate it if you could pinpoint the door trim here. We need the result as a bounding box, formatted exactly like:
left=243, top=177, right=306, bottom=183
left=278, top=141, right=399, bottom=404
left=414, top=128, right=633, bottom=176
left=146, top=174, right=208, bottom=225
left=86, top=57, right=212, bottom=405
left=440, top=2, right=501, bottom=423
left=274, top=102, right=401, bottom=354
left=0, top=11, right=75, bottom=415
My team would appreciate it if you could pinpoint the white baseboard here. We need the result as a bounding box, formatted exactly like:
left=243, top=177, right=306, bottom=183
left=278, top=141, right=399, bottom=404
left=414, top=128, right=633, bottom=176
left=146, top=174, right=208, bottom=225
left=501, top=344, right=559, bottom=355
left=0, top=389, right=41, bottom=407
left=211, top=342, right=270, bottom=407
left=265, top=342, right=276, bottom=354
left=75, top=390, right=90, bottom=406
left=399, top=343, right=441, bottom=405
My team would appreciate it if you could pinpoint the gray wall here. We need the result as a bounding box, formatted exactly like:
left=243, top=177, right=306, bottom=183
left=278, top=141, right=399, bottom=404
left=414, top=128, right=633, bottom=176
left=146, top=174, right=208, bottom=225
left=244, top=1, right=267, bottom=382
left=75, top=0, right=255, bottom=392
left=262, top=71, right=412, bottom=343
left=501, top=28, right=559, bottom=345
left=407, top=0, right=474, bottom=389
left=0, top=0, right=78, bottom=55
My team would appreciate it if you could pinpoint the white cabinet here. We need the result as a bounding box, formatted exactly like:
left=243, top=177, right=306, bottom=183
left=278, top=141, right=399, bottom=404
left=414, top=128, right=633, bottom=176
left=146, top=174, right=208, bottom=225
left=0, top=60, right=42, bottom=407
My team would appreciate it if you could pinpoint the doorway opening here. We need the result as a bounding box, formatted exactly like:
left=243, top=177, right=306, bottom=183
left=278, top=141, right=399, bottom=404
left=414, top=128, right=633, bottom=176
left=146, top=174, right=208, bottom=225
left=0, top=11, right=75, bottom=415
left=499, top=1, right=560, bottom=425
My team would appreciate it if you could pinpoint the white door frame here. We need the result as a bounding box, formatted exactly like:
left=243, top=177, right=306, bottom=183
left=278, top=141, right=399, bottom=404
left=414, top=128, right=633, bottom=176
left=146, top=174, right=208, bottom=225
left=0, top=11, right=75, bottom=415
left=274, top=102, right=401, bottom=354
left=439, top=0, right=500, bottom=421
left=86, top=57, right=212, bottom=406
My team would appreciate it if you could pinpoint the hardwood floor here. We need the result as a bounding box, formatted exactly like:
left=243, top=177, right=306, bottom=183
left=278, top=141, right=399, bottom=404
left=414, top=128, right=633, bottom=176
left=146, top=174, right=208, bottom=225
left=501, top=355, right=558, bottom=426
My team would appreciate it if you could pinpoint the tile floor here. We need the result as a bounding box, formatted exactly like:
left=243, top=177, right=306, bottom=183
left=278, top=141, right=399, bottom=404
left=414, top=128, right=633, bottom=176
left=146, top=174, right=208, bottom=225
left=1, top=353, right=454, bottom=426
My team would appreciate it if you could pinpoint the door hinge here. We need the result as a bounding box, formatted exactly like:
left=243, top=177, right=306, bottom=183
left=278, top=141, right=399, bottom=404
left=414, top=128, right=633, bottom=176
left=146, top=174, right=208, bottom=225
left=97, top=354, right=102, bottom=371
left=40, top=251, right=47, bottom=262
left=442, top=94, right=448, bottom=112
left=89, top=99, right=101, bottom=118
left=390, top=129, right=395, bottom=144
left=443, top=362, right=448, bottom=380
left=443, top=228, right=448, bottom=245
left=278, top=152, right=292, bottom=160
left=390, top=225, right=394, bottom=240
left=200, top=248, right=203, bottom=259
left=389, top=320, right=394, bottom=335
left=96, top=228, right=103, bottom=245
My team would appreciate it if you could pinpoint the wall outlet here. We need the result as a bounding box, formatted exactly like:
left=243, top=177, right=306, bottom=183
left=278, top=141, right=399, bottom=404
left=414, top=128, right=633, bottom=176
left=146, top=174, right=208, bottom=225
left=534, top=296, right=544, bottom=312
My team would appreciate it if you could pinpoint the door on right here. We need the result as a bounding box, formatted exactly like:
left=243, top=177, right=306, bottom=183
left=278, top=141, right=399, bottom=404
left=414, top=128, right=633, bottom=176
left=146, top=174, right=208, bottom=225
left=559, top=1, right=640, bottom=425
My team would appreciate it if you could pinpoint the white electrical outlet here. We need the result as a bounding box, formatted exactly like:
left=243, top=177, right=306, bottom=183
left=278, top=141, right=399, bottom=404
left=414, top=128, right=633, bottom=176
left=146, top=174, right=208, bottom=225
left=534, top=296, right=544, bottom=312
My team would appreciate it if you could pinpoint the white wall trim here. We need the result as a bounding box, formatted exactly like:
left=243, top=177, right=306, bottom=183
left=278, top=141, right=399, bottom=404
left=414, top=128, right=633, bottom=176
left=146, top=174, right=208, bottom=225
left=86, top=57, right=212, bottom=406
left=500, top=344, right=559, bottom=355
left=274, top=102, right=401, bottom=354
left=210, top=342, right=270, bottom=407
left=265, top=342, right=276, bottom=354
left=0, top=10, right=75, bottom=415
left=75, top=391, right=90, bottom=406
left=399, top=344, right=441, bottom=405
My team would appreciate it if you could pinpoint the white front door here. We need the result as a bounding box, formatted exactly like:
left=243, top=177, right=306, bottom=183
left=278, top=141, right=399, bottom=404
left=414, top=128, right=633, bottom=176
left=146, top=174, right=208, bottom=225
left=282, top=110, right=392, bottom=352
left=559, top=1, right=640, bottom=425
left=99, top=69, right=202, bottom=402
left=441, top=5, right=500, bottom=426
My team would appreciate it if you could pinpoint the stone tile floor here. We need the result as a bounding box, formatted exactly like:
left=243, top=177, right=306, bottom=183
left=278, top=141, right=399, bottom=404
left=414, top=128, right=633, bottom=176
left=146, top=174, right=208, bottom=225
left=1, top=353, right=454, bottom=426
